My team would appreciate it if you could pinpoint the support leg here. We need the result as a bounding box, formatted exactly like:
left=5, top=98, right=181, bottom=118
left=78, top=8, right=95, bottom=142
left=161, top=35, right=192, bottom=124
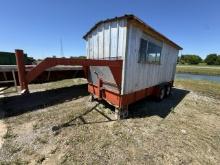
left=15, top=49, right=29, bottom=94
left=12, top=70, right=18, bottom=92
left=88, top=94, right=95, bottom=102
left=3, top=72, right=7, bottom=81
left=47, top=71, right=51, bottom=81
left=115, top=105, right=129, bottom=120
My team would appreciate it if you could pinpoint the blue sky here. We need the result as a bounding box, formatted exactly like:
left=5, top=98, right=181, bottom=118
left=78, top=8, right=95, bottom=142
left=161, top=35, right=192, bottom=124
left=0, top=0, right=219, bottom=59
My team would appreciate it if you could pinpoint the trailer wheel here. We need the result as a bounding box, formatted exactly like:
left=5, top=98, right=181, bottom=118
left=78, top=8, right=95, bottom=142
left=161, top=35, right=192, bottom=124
left=166, top=85, right=171, bottom=97
left=157, top=87, right=165, bottom=101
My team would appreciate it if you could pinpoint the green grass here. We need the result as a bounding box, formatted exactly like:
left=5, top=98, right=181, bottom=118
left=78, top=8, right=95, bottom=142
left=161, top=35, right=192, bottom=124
left=175, top=79, right=220, bottom=99
left=176, top=65, right=220, bottom=76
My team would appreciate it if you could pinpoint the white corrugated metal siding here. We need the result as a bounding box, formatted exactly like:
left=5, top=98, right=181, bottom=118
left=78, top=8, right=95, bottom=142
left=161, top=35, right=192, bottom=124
left=85, top=18, right=179, bottom=95
left=85, top=19, right=127, bottom=92
left=85, top=19, right=127, bottom=59
left=122, top=24, right=179, bottom=94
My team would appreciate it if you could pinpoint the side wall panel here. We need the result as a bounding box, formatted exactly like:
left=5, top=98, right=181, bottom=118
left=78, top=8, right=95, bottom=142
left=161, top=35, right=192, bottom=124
left=86, top=19, right=127, bottom=59
left=85, top=19, right=127, bottom=93
left=122, top=24, right=179, bottom=94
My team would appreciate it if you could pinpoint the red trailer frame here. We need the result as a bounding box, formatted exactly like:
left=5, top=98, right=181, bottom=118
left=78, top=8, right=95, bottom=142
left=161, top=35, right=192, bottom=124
left=15, top=49, right=172, bottom=119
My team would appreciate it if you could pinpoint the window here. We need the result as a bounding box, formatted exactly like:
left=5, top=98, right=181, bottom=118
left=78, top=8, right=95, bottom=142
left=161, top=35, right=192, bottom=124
left=138, top=38, right=162, bottom=64
left=138, top=39, right=148, bottom=63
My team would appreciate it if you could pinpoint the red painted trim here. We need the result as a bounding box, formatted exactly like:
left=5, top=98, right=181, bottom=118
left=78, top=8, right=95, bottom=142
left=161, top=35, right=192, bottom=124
left=88, top=82, right=173, bottom=108
left=26, top=58, right=123, bottom=83
left=88, top=83, right=121, bottom=107
left=109, top=66, right=122, bottom=87
left=120, top=86, right=156, bottom=106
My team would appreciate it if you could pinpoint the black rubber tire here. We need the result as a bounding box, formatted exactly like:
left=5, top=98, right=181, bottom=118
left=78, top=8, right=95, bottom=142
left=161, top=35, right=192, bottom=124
left=157, top=87, right=165, bottom=101
left=165, top=85, right=172, bottom=97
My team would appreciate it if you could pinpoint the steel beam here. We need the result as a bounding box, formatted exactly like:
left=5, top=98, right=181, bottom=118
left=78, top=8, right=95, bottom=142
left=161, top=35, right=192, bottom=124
left=26, top=57, right=123, bottom=84
left=15, top=49, right=29, bottom=93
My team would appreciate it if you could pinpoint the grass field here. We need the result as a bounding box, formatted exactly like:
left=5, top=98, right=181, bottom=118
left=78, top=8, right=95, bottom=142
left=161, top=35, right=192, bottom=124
left=0, top=79, right=220, bottom=164
left=176, top=65, right=220, bottom=76
left=175, top=79, right=220, bottom=99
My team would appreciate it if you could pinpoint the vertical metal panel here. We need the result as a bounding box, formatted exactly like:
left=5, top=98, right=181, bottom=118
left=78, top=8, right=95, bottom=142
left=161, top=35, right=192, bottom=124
left=93, top=29, right=98, bottom=59
left=118, top=20, right=127, bottom=57
left=98, top=24, right=104, bottom=59
left=86, top=38, right=89, bottom=59
left=86, top=19, right=127, bottom=59
left=87, top=36, right=91, bottom=58
left=122, top=24, right=179, bottom=95
left=110, top=21, right=118, bottom=58
left=104, top=22, right=110, bottom=58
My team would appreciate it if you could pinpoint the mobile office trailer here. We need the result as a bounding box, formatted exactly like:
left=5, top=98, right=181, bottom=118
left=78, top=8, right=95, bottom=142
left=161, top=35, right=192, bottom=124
left=14, top=15, right=182, bottom=119
left=83, top=15, right=182, bottom=119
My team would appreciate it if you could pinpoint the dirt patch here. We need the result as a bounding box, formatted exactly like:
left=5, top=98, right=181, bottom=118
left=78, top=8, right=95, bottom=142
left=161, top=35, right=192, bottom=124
left=0, top=88, right=7, bottom=149
left=0, top=79, right=220, bottom=164
left=0, top=120, right=7, bottom=149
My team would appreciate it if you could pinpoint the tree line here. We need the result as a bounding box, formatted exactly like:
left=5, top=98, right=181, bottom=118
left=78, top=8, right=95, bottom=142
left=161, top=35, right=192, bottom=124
left=178, top=54, right=220, bottom=65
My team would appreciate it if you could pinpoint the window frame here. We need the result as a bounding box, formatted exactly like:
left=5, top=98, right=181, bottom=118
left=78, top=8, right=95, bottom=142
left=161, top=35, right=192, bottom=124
left=138, top=38, right=162, bottom=64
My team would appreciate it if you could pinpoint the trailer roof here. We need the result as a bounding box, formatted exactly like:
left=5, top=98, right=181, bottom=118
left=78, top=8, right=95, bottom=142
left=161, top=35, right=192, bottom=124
left=83, top=14, right=182, bottom=50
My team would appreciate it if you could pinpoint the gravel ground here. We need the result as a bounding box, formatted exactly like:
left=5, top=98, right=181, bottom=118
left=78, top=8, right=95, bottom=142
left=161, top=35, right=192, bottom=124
left=0, top=79, right=220, bottom=164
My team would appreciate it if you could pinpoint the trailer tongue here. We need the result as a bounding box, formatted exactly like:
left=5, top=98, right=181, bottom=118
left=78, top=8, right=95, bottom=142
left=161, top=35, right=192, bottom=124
left=15, top=49, right=128, bottom=119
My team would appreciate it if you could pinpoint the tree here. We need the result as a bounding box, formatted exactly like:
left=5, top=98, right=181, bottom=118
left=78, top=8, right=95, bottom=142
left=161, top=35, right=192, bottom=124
left=78, top=56, right=86, bottom=59
left=177, top=56, right=181, bottom=64
left=180, top=55, right=202, bottom=65
left=26, top=57, right=36, bottom=65
left=70, top=56, right=86, bottom=59
left=189, top=55, right=203, bottom=64
left=217, top=55, right=220, bottom=65
left=205, top=54, right=218, bottom=65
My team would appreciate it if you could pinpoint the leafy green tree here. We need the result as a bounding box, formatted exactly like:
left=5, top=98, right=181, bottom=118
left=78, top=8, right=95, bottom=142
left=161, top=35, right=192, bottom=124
left=26, top=57, right=36, bottom=65
left=189, top=55, right=203, bottom=64
left=78, top=56, right=86, bottom=59
left=205, top=54, right=218, bottom=65
left=177, top=56, right=181, bottom=64
left=216, top=55, right=220, bottom=65
left=70, top=56, right=86, bottom=59
left=180, top=55, right=202, bottom=65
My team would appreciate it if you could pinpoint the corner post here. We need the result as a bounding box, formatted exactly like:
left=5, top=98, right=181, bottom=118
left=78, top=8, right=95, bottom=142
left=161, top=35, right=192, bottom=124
left=15, top=49, right=29, bottom=93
